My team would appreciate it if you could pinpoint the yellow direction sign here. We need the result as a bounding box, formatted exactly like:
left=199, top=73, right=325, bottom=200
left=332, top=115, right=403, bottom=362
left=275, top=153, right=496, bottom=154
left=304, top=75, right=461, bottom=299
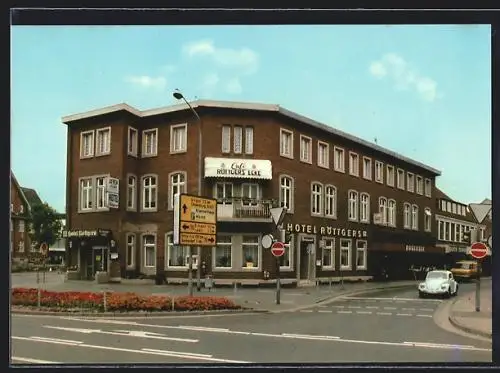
left=179, top=233, right=217, bottom=246
left=178, top=194, right=218, bottom=247
left=180, top=221, right=216, bottom=235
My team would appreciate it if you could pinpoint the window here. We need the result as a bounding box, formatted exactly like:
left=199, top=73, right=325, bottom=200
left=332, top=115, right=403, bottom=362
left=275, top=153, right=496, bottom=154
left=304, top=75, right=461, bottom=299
left=317, top=142, right=329, bottom=168
left=446, top=201, right=452, bottom=212
left=127, top=175, right=137, bottom=211
left=375, top=161, right=384, bottom=183
left=386, top=165, right=395, bottom=186
left=438, top=221, right=444, bottom=240
left=411, top=204, right=419, bottom=230
left=128, top=127, right=138, bottom=156
left=407, top=172, right=415, bottom=193
left=416, top=175, right=423, bottom=195
left=356, top=240, right=367, bottom=270
left=242, top=183, right=260, bottom=206
left=80, top=130, right=95, bottom=158
left=362, top=157, right=372, bottom=180
left=333, top=147, right=345, bottom=172
left=214, top=236, right=232, bottom=268
left=18, top=241, right=24, bottom=253
left=142, top=175, right=158, bottom=211
left=279, top=176, right=294, bottom=211
left=96, top=177, right=107, bottom=209
left=424, top=178, right=432, bottom=197
left=79, top=178, right=93, bottom=211
left=126, top=234, right=135, bottom=268
left=379, top=197, right=388, bottom=224
left=397, top=169, right=405, bottom=189
left=311, top=182, right=323, bottom=215
left=279, top=241, right=292, bottom=268
left=480, top=228, right=486, bottom=241
left=170, top=124, right=187, bottom=153
left=242, top=235, right=259, bottom=268
left=245, top=127, right=254, bottom=154
left=221, top=125, right=231, bottom=153
left=424, top=208, right=431, bottom=232
left=142, top=129, right=158, bottom=157
left=349, top=152, right=359, bottom=176
left=143, top=234, right=156, bottom=267
left=325, top=185, right=337, bottom=218
left=280, top=129, right=293, bottom=158
left=216, top=182, right=233, bottom=203
left=300, top=135, right=312, bottom=163
left=403, top=203, right=411, bottom=229
left=233, top=125, right=243, bottom=154
left=454, top=224, right=460, bottom=242
left=440, top=200, right=446, bottom=211
left=340, top=239, right=351, bottom=270
left=360, top=193, right=370, bottom=223
left=169, top=172, right=186, bottom=209
left=96, top=127, right=111, bottom=156
left=446, top=222, right=452, bottom=241
left=348, top=190, right=358, bottom=221
left=388, top=199, right=396, bottom=227
left=322, top=239, right=335, bottom=268
left=459, top=224, right=464, bottom=242
left=166, top=234, right=189, bottom=267
left=18, top=220, right=25, bottom=233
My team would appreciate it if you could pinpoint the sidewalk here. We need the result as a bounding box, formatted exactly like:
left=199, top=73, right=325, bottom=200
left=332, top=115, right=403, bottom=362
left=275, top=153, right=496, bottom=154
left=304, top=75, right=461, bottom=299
left=448, top=280, right=492, bottom=339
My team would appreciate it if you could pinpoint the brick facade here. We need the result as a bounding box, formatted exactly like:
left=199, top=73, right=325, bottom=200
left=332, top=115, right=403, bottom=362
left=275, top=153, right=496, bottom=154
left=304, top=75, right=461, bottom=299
left=10, top=172, right=32, bottom=257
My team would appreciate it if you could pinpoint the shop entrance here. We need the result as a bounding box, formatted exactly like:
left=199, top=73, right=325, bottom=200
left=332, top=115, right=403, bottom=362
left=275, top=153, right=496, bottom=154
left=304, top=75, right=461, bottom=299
left=299, top=237, right=315, bottom=280
left=85, top=246, right=108, bottom=280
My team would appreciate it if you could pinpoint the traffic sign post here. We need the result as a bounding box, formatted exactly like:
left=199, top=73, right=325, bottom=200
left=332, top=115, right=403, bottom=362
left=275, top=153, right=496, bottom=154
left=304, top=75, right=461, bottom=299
left=271, top=241, right=286, bottom=305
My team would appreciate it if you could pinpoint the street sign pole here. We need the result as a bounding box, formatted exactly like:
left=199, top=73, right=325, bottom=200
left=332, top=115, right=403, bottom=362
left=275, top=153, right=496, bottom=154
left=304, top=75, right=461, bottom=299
left=475, top=258, right=481, bottom=312
left=187, top=246, right=193, bottom=296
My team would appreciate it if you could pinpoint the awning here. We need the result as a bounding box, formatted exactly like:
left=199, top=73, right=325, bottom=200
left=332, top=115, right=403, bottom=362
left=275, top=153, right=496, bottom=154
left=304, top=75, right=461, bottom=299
left=204, top=157, right=272, bottom=180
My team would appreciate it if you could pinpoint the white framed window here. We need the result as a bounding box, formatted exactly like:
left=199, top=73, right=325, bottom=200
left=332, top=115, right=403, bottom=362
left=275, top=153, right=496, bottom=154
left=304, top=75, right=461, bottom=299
left=348, top=190, right=358, bottom=221
left=452, top=203, right=457, bottom=215
left=406, top=172, right=415, bottom=193
left=375, top=161, right=384, bottom=183
left=126, top=233, right=136, bottom=268
left=170, top=124, right=187, bottom=153
left=279, top=175, right=294, bottom=212
left=311, top=182, right=323, bottom=215
left=388, top=199, right=396, bottom=227
left=356, top=240, right=367, bottom=270
left=340, top=239, right=352, bottom=270
left=360, top=193, right=370, bottom=223
left=446, top=221, right=452, bottom=241
left=79, top=177, right=93, bottom=211
left=18, top=220, right=25, bottom=233
left=166, top=234, right=189, bottom=268
left=334, top=147, right=345, bottom=172
left=142, top=175, right=158, bottom=211
left=424, top=178, right=432, bottom=197
left=325, top=185, right=337, bottom=218
left=280, top=128, right=293, bottom=158
left=386, top=165, right=395, bottom=187
left=242, top=183, right=260, bottom=206
left=18, top=240, right=25, bottom=253
left=397, top=169, right=405, bottom=189
left=446, top=201, right=452, bottom=212
left=233, top=125, right=243, bottom=154
left=279, top=240, right=293, bottom=269
left=362, top=157, right=372, bottom=180
left=142, top=128, right=158, bottom=157
left=126, top=174, right=137, bottom=211
left=214, top=236, right=232, bottom=269
left=242, top=235, right=260, bottom=269
left=215, top=182, right=233, bottom=202
left=96, top=176, right=107, bottom=210
left=143, top=234, right=156, bottom=268
left=317, top=141, right=329, bottom=168
left=80, top=130, right=95, bottom=158
left=322, top=238, right=335, bottom=269
left=411, top=204, right=419, bottom=230
left=300, top=135, right=312, bottom=163
left=128, top=127, right=138, bottom=157
left=245, top=127, right=254, bottom=154
left=459, top=224, right=464, bottom=242
left=416, top=175, right=423, bottom=195
left=96, top=127, right=111, bottom=156
left=438, top=220, right=445, bottom=241
left=403, top=203, right=411, bottom=229
left=221, top=125, right=231, bottom=153
left=379, top=197, right=388, bottom=225
left=440, top=200, right=446, bottom=211
left=169, top=172, right=186, bottom=209
left=349, top=152, right=359, bottom=176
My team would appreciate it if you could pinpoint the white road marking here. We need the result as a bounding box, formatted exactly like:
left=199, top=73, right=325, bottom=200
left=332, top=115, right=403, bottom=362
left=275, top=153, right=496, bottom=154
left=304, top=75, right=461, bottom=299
left=356, top=311, right=372, bottom=315
left=403, top=341, right=475, bottom=349
left=383, top=307, right=397, bottom=310
left=396, top=313, right=412, bottom=317
left=337, top=311, right=352, bottom=314
left=348, top=306, right=362, bottom=309
left=376, top=312, right=392, bottom=316
left=365, top=306, right=379, bottom=309
left=341, top=296, right=442, bottom=303
left=31, top=336, right=83, bottom=345
left=416, top=314, right=433, bottom=318
left=419, top=308, right=434, bottom=312
left=318, top=310, right=333, bottom=313
left=332, top=305, right=345, bottom=308
left=282, top=333, right=340, bottom=340
left=11, top=357, right=59, bottom=364
left=13, top=336, right=81, bottom=346
left=299, top=310, right=313, bottom=313
left=402, top=308, right=415, bottom=311
left=178, top=326, right=228, bottom=332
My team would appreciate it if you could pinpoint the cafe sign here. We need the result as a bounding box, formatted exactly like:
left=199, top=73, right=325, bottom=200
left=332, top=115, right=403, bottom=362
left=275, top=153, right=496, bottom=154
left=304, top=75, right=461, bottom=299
left=62, top=229, right=111, bottom=238
left=204, top=157, right=272, bottom=180
left=286, top=223, right=368, bottom=238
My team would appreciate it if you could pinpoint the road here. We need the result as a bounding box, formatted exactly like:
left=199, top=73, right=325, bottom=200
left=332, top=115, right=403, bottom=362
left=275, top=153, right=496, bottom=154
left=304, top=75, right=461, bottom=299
left=11, top=283, right=491, bottom=364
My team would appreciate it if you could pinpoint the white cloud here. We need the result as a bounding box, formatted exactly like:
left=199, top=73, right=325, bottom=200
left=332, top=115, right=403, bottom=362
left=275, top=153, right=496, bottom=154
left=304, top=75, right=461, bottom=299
left=203, top=72, right=220, bottom=88
left=226, top=78, right=242, bottom=94
left=124, top=75, right=166, bottom=91
left=369, top=53, right=441, bottom=102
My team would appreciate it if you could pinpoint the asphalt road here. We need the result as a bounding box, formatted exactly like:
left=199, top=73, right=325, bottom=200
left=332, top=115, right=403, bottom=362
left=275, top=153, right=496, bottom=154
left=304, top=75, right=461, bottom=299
left=11, top=284, right=491, bottom=365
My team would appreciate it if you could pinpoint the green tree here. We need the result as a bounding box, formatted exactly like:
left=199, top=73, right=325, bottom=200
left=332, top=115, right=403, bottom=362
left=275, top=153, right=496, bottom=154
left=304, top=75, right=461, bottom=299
left=29, top=202, right=63, bottom=249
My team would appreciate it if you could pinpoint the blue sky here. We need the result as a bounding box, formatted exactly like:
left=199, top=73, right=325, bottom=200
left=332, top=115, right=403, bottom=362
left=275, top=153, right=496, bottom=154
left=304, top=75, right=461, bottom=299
left=11, top=25, right=491, bottom=212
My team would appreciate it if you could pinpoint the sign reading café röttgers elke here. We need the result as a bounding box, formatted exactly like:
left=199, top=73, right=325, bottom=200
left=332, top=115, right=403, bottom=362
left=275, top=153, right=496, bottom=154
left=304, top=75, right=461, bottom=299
left=204, top=157, right=273, bottom=180
left=286, top=223, right=368, bottom=238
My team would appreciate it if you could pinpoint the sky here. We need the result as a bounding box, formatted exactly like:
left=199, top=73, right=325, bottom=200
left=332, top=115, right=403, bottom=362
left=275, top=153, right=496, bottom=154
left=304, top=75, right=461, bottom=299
left=11, top=25, right=491, bottom=213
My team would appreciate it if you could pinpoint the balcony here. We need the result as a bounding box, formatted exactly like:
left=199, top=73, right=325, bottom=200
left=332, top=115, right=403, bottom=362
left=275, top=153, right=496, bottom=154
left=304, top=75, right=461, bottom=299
left=216, top=198, right=274, bottom=222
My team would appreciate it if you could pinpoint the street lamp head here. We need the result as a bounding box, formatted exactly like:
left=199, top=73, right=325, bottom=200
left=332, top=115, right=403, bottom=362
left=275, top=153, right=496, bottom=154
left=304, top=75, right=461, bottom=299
left=173, top=91, right=184, bottom=100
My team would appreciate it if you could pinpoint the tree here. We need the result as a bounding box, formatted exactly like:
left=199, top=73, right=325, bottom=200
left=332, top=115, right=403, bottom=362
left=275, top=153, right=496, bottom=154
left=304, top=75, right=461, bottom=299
left=29, top=202, right=63, bottom=249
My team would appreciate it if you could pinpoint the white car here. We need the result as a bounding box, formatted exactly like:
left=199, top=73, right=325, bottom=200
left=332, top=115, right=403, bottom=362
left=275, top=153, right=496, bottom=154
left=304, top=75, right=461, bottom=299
left=418, top=270, right=459, bottom=298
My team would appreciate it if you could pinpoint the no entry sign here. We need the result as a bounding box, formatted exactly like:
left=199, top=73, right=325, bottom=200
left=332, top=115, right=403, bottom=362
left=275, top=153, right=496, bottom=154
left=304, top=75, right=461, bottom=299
left=470, top=242, right=488, bottom=260
left=271, top=241, right=285, bottom=257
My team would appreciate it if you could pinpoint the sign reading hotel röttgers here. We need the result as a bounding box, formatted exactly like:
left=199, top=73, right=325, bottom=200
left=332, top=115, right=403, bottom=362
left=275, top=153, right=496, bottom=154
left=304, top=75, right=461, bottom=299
left=204, top=157, right=272, bottom=179
left=285, top=223, right=368, bottom=238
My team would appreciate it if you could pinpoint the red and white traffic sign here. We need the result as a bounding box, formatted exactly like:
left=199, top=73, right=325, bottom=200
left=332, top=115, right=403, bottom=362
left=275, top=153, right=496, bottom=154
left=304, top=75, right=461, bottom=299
left=40, top=242, right=49, bottom=257
left=470, top=241, right=488, bottom=260
left=271, top=241, right=285, bottom=257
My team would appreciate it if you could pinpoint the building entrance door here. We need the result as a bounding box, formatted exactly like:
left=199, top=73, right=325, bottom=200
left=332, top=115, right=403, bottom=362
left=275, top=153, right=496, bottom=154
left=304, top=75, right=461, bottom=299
left=93, top=246, right=108, bottom=275
left=299, top=238, right=315, bottom=280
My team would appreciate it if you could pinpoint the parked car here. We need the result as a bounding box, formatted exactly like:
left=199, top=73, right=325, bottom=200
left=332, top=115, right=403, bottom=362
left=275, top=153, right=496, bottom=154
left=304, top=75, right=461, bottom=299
left=450, top=260, right=480, bottom=282
left=418, top=270, right=458, bottom=298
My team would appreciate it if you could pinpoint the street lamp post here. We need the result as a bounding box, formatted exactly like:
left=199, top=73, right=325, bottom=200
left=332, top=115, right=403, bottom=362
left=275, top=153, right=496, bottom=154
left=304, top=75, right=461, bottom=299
left=173, top=90, right=203, bottom=295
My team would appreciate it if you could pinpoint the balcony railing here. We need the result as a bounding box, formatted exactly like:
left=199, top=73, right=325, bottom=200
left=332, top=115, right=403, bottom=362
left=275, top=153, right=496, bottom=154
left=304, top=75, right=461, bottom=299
left=216, top=198, right=274, bottom=222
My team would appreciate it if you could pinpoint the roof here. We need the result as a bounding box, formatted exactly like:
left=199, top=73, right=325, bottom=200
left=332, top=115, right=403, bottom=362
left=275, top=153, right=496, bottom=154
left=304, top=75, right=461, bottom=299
left=10, top=171, right=32, bottom=215
left=62, top=100, right=441, bottom=176
left=21, top=187, right=43, bottom=207
left=481, top=198, right=492, bottom=205
left=434, top=187, right=452, bottom=200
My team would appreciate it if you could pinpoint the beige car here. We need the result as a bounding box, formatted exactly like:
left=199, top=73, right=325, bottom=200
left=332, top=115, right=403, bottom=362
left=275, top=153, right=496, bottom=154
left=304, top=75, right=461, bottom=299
left=450, top=260, right=480, bottom=282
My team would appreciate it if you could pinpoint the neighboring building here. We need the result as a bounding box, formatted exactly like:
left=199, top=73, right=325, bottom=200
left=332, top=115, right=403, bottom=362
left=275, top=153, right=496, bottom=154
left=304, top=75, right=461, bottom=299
left=62, top=100, right=441, bottom=283
left=10, top=172, right=32, bottom=257
left=48, top=214, right=67, bottom=265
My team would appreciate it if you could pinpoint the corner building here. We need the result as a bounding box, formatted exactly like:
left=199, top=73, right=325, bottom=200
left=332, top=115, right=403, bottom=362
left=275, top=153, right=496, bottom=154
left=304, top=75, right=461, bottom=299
left=62, top=100, right=441, bottom=284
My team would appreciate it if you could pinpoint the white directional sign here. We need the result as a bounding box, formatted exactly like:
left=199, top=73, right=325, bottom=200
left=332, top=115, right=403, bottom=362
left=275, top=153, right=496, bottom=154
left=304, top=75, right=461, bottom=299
left=469, top=203, right=492, bottom=224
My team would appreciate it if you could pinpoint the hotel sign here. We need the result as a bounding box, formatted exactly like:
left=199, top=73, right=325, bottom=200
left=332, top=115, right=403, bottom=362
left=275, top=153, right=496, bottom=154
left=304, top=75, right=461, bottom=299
left=286, top=223, right=368, bottom=238
left=204, top=157, right=272, bottom=180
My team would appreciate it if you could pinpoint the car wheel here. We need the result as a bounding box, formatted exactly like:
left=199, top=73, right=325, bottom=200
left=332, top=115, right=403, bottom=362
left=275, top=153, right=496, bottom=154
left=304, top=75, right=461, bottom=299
left=445, top=289, right=451, bottom=299
left=418, top=291, right=425, bottom=298
left=453, top=285, right=459, bottom=296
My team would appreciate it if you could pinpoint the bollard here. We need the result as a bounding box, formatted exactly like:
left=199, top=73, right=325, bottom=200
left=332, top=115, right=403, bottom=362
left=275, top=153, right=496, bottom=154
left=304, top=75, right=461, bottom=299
left=103, top=291, right=107, bottom=312
left=37, top=288, right=41, bottom=308
left=171, top=296, right=175, bottom=311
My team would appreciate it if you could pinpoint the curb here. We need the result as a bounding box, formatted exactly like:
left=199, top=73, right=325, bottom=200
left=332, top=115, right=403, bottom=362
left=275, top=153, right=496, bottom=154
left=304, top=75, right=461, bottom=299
left=447, top=294, right=492, bottom=340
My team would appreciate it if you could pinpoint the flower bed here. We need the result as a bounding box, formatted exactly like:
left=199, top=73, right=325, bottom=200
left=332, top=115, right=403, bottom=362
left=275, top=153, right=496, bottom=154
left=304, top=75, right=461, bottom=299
left=11, top=288, right=242, bottom=313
